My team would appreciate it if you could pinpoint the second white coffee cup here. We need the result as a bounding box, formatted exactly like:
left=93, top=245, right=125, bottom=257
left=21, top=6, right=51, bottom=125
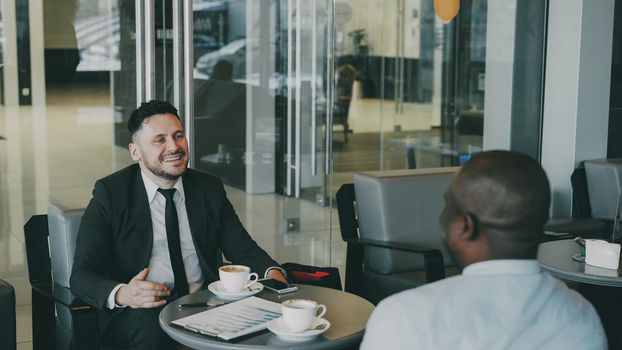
left=281, top=299, right=327, bottom=333
left=218, top=265, right=258, bottom=292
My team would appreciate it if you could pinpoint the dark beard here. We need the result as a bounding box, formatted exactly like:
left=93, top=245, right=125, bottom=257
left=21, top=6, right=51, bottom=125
left=146, top=152, right=188, bottom=180
left=153, top=168, right=185, bottom=180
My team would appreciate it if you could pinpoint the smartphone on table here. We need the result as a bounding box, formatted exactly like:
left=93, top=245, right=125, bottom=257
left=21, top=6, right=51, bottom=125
left=258, top=278, right=298, bottom=294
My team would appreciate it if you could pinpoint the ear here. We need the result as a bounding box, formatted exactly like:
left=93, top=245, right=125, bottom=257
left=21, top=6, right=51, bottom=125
left=456, top=213, right=478, bottom=242
left=129, top=143, right=141, bottom=161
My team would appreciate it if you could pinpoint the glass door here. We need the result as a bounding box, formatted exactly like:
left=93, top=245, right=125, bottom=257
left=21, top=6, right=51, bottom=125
left=113, top=1, right=139, bottom=147
left=114, top=0, right=192, bottom=149
left=330, top=0, right=487, bottom=192
left=191, top=0, right=335, bottom=267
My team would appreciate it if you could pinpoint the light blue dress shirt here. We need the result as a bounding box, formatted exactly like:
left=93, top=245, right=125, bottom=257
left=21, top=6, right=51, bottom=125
left=361, top=260, right=607, bottom=350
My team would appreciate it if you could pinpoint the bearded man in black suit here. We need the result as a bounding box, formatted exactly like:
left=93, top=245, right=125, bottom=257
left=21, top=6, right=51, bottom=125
left=70, top=100, right=286, bottom=349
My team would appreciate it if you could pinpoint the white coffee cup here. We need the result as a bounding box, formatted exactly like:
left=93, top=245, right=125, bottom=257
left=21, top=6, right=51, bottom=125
left=218, top=265, right=259, bottom=292
left=281, top=299, right=327, bottom=333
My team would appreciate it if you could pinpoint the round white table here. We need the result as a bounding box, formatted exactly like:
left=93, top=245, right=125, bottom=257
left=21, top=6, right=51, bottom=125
left=159, top=284, right=374, bottom=350
left=538, top=238, right=622, bottom=348
left=538, top=239, right=622, bottom=287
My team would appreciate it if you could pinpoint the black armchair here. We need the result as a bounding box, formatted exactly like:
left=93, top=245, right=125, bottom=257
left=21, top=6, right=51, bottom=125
left=336, top=168, right=459, bottom=305
left=544, top=167, right=607, bottom=238
left=24, top=210, right=128, bottom=350
left=0, top=278, right=16, bottom=350
left=337, top=186, right=444, bottom=301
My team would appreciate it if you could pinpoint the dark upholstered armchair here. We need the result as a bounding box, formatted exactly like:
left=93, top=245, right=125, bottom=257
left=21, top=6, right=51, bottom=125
left=24, top=205, right=128, bottom=350
left=0, top=278, right=16, bottom=350
left=544, top=167, right=607, bottom=238
left=337, top=168, right=460, bottom=305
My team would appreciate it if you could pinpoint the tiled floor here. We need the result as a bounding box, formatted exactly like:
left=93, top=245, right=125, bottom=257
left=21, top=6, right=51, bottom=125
left=0, top=80, right=452, bottom=348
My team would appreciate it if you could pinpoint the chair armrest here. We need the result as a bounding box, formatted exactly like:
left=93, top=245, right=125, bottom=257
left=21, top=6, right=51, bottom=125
left=345, top=237, right=442, bottom=254
left=344, top=238, right=446, bottom=283
left=541, top=233, right=575, bottom=243
left=30, top=279, right=101, bottom=348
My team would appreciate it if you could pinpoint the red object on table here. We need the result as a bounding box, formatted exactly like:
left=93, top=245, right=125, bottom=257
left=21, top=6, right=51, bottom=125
left=291, top=270, right=330, bottom=282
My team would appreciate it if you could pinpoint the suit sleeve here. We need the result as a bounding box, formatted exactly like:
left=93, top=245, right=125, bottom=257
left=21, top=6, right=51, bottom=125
left=215, top=180, right=280, bottom=275
left=70, top=180, right=123, bottom=310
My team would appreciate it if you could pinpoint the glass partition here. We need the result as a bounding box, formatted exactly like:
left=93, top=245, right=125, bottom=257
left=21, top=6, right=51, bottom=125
left=331, top=0, right=487, bottom=196
left=42, top=0, right=136, bottom=207
left=191, top=0, right=335, bottom=267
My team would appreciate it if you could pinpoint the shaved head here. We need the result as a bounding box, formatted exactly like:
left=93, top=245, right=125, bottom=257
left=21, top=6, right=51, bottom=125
left=440, top=150, right=550, bottom=265
left=453, top=151, right=550, bottom=234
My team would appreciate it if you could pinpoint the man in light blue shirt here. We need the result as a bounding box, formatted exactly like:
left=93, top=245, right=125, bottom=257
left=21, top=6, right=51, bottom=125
left=361, top=150, right=607, bottom=350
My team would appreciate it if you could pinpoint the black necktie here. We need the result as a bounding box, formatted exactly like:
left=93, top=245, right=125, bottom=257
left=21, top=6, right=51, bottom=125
left=157, top=188, right=189, bottom=296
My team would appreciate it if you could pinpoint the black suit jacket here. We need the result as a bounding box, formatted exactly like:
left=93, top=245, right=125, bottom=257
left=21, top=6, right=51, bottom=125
left=70, top=164, right=278, bottom=314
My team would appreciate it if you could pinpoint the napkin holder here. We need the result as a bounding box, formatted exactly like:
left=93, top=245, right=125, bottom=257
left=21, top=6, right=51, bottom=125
left=585, top=240, right=621, bottom=270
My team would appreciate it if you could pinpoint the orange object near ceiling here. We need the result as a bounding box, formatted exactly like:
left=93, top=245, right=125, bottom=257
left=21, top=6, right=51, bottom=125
left=434, top=0, right=460, bottom=24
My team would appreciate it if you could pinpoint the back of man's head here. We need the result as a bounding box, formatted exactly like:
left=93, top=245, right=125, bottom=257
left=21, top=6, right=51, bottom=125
left=448, top=150, right=550, bottom=259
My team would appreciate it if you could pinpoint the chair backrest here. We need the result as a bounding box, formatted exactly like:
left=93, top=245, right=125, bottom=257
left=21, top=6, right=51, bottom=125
left=47, top=204, right=85, bottom=288
left=584, top=158, right=622, bottom=220
left=353, top=167, right=458, bottom=274
left=571, top=167, right=593, bottom=218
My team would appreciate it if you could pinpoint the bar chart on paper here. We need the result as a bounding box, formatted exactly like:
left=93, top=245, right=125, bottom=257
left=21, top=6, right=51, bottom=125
left=172, top=297, right=282, bottom=341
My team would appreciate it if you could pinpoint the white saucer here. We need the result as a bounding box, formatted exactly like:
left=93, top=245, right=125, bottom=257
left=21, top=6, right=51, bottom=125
left=267, top=317, right=330, bottom=342
left=207, top=281, right=264, bottom=300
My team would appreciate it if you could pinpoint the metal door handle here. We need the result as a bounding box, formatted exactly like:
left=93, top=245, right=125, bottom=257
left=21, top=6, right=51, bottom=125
left=144, top=0, right=155, bottom=100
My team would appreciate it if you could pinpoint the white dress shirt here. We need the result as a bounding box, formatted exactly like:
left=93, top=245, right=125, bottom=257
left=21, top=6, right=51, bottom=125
left=361, top=260, right=607, bottom=350
left=106, top=172, right=204, bottom=309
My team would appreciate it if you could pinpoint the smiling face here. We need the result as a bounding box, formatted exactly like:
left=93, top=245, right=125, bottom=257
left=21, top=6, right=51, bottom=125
left=128, top=113, right=188, bottom=186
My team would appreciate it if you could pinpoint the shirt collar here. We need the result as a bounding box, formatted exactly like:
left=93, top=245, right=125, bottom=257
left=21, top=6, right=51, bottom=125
left=140, top=170, right=185, bottom=203
left=462, top=259, right=541, bottom=276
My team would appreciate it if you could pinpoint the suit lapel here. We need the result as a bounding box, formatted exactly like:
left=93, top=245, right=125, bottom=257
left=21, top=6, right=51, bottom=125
left=183, top=172, right=207, bottom=246
left=131, top=167, right=154, bottom=267
left=183, top=171, right=218, bottom=282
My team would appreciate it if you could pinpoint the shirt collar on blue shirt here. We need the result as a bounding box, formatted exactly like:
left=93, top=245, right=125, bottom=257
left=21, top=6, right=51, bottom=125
left=462, top=259, right=541, bottom=276
left=140, top=170, right=185, bottom=203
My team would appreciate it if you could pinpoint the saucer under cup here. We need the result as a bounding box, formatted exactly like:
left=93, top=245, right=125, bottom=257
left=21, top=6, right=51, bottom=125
left=207, top=280, right=263, bottom=300
left=281, top=299, right=327, bottom=333
left=267, top=317, right=331, bottom=342
left=218, top=265, right=258, bottom=293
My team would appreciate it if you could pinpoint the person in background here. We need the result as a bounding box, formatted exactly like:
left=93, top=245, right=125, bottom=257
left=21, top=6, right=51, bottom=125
left=361, top=150, right=606, bottom=350
left=71, top=100, right=286, bottom=349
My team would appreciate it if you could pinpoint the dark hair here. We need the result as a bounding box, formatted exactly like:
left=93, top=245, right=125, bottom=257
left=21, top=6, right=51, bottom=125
left=459, top=150, right=551, bottom=233
left=455, top=150, right=551, bottom=258
left=127, top=100, right=180, bottom=139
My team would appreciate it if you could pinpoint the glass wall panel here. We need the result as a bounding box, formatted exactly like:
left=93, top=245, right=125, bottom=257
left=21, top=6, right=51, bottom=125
left=113, top=0, right=174, bottom=147
left=41, top=0, right=135, bottom=206
left=191, top=0, right=335, bottom=267
left=330, top=0, right=487, bottom=196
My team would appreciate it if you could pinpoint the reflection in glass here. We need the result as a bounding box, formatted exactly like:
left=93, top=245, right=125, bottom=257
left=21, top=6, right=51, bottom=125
left=192, top=0, right=329, bottom=201
left=330, top=0, right=488, bottom=194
